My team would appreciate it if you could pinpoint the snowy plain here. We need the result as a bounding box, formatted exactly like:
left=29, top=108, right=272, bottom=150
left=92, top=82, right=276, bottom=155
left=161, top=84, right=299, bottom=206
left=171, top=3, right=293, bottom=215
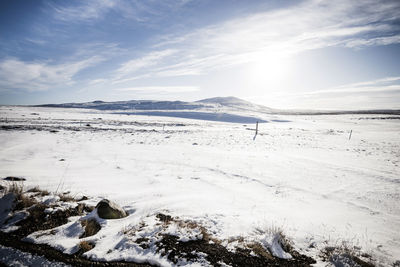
left=0, top=105, right=399, bottom=266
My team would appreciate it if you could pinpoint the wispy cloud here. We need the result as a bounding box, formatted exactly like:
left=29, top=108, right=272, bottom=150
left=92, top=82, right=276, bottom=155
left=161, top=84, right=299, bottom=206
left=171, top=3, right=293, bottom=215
left=50, top=0, right=193, bottom=23
left=50, top=0, right=115, bottom=22
left=0, top=57, right=103, bottom=92
left=115, top=86, right=199, bottom=93
left=287, top=76, right=400, bottom=97
left=112, top=49, right=177, bottom=84
left=116, top=0, right=400, bottom=81
left=255, top=76, right=400, bottom=110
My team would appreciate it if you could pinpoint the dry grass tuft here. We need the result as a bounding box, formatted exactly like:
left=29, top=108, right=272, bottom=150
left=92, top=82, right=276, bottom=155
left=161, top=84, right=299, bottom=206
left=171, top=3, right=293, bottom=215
left=5, top=182, right=24, bottom=195
left=80, top=219, right=101, bottom=238
left=78, top=241, right=94, bottom=252
left=58, top=193, right=76, bottom=202
left=27, top=186, right=50, bottom=196
left=15, top=194, right=37, bottom=210
left=320, top=242, right=375, bottom=267
left=246, top=242, right=274, bottom=260
left=257, top=225, right=293, bottom=253
left=3, top=182, right=37, bottom=210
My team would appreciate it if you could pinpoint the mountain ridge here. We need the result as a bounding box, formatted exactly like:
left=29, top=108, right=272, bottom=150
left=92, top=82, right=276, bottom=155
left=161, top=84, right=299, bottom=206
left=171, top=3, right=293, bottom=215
left=34, top=97, right=400, bottom=115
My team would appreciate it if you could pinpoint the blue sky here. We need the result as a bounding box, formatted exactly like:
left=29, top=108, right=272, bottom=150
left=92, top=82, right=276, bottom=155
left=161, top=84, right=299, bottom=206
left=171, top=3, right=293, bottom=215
left=1, top=0, right=400, bottom=110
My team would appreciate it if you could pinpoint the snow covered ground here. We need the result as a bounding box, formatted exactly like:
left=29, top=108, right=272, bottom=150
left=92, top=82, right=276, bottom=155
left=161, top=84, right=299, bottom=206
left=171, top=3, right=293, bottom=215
left=0, top=106, right=399, bottom=266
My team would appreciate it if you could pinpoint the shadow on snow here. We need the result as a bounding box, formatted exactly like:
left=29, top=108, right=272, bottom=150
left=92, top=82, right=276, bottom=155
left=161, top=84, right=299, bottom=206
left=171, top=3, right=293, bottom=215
left=117, top=111, right=270, bottom=124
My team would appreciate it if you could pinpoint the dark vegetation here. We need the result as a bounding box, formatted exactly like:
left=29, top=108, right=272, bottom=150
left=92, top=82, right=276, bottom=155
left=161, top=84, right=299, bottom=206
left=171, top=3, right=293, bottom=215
left=0, top=185, right=151, bottom=266
left=0, top=184, right=376, bottom=266
left=153, top=213, right=316, bottom=267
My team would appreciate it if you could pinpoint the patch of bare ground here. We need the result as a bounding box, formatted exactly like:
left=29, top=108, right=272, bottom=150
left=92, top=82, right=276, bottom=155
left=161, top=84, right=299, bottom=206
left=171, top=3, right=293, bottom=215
left=156, top=234, right=315, bottom=267
left=1, top=187, right=317, bottom=267
left=0, top=187, right=153, bottom=266
left=154, top=213, right=316, bottom=267
left=0, top=232, right=152, bottom=267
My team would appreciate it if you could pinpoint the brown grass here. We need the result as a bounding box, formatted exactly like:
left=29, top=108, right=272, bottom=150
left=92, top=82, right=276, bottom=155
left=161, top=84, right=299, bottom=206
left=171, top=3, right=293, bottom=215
left=5, top=182, right=23, bottom=195
left=256, top=225, right=293, bottom=254
left=80, top=219, right=101, bottom=238
left=246, top=242, right=274, bottom=260
left=156, top=214, right=222, bottom=245
left=78, top=241, right=94, bottom=252
left=3, top=182, right=37, bottom=210
left=320, top=243, right=375, bottom=267
left=58, top=193, right=76, bottom=202
left=27, top=186, right=50, bottom=196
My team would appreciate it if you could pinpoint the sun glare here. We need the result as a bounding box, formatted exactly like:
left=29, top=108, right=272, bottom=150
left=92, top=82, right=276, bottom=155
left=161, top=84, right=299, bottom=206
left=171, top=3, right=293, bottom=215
left=245, top=53, right=290, bottom=91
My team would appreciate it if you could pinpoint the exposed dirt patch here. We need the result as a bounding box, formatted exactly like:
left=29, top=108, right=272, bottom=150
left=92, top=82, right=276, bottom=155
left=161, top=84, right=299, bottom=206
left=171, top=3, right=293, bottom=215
left=156, top=213, right=173, bottom=224
left=153, top=213, right=315, bottom=266
left=1, top=195, right=317, bottom=267
left=0, top=195, right=153, bottom=266
left=13, top=203, right=84, bottom=238
left=0, top=232, right=153, bottom=267
left=156, top=234, right=316, bottom=267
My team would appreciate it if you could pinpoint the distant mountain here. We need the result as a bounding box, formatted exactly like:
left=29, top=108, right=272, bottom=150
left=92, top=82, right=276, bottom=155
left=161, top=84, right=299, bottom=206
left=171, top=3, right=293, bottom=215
left=196, top=96, right=252, bottom=106
left=35, top=97, right=273, bottom=113
left=34, top=97, right=400, bottom=115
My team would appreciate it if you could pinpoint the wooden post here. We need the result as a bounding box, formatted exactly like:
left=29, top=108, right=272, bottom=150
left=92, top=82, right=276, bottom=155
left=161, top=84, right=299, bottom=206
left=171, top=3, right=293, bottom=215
left=255, top=121, right=258, bottom=135
left=349, top=130, right=352, bottom=140
left=253, top=121, right=259, bottom=141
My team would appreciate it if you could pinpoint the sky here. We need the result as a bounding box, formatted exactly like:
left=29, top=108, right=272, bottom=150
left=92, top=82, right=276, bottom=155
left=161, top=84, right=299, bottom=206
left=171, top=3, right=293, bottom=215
left=0, top=0, right=400, bottom=110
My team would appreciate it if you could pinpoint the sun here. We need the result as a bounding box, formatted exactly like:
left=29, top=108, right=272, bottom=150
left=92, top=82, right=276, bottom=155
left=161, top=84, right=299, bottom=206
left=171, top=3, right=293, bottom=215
left=245, top=52, right=290, bottom=90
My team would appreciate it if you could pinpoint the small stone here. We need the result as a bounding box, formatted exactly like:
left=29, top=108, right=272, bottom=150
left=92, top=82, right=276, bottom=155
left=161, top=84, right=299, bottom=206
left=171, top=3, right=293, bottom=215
left=96, top=199, right=127, bottom=219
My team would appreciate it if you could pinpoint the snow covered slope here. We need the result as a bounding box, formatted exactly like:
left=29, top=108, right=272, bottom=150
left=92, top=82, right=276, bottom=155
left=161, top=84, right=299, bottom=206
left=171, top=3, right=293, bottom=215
left=0, top=106, right=399, bottom=266
left=36, top=97, right=262, bottom=111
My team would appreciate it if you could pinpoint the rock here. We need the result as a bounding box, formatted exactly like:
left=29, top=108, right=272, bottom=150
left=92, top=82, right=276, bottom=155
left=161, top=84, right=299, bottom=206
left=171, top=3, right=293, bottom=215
left=96, top=199, right=127, bottom=219
left=3, top=176, right=26, bottom=181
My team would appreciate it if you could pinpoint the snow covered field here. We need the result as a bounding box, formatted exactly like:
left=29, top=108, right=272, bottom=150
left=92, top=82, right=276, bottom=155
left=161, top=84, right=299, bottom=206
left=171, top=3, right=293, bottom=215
left=0, top=106, right=399, bottom=266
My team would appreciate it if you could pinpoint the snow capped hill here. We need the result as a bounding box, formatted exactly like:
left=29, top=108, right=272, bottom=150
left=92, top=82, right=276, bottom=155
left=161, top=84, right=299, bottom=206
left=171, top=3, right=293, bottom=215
left=34, top=97, right=273, bottom=124
left=196, top=96, right=252, bottom=106
left=36, top=97, right=274, bottom=115
left=34, top=97, right=400, bottom=117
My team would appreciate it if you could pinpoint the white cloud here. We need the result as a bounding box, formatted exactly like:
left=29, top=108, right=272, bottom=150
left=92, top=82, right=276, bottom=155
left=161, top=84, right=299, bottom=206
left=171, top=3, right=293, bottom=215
left=51, top=0, right=115, bottom=22
left=0, top=57, right=103, bottom=92
left=305, top=76, right=400, bottom=95
left=112, top=49, right=177, bottom=83
left=118, top=0, right=400, bottom=80
left=252, top=76, right=400, bottom=110
left=50, top=0, right=193, bottom=23
left=115, top=86, right=199, bottom=93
